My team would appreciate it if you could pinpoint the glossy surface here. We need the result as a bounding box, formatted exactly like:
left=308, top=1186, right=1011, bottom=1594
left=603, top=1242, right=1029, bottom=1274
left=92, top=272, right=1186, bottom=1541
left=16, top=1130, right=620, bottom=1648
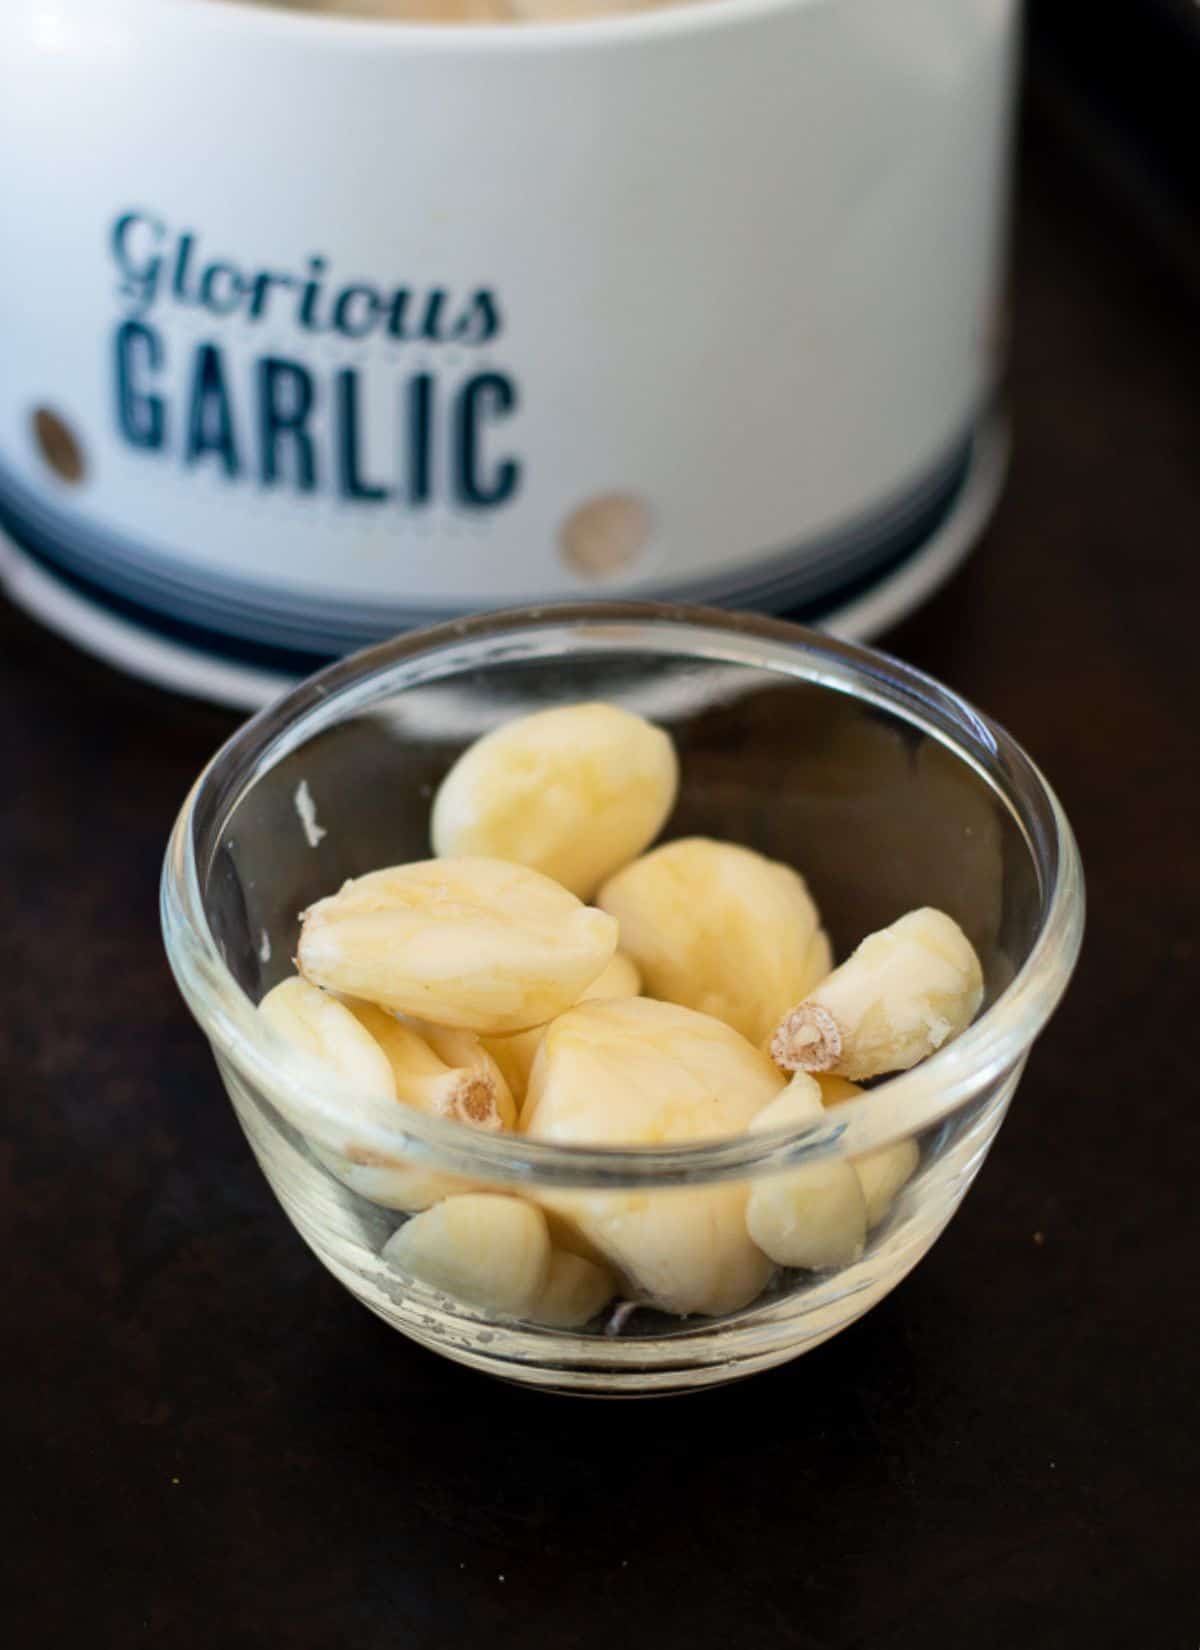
left=2, top=109, right=1196, bottom=1642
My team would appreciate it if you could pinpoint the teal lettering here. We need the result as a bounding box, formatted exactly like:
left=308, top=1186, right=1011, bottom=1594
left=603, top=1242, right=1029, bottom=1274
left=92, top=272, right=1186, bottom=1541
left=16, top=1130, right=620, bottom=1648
left=454, top=373, right=518, bottom=508
left=333, top=284, right=381, bottom=340
left=454, top=290, right=501, bottom=346
left=248, top=271, right=297, bottom=323
left=386, top=290, right=412, bottom=341
left=406, top=373, right=434, bottom=507
left=420, top=290, right=449, bottom=343
left=184, top=342, right=240, bottom=477
left=298, top=257, right=330, bottom=333
left=257, top=357, right=316, bottom=492
left=111, top=211, right=166, bottom=315
left=199, top=262, right=245, bottom=317
left=335, top=369, right=388, bottom=501
left=113, top=320, right=166, bottom=450
left=172, top=232, right=199, bottom=303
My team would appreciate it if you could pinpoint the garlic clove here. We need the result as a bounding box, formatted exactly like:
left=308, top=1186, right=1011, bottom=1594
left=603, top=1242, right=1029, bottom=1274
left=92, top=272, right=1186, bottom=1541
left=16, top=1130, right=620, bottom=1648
left=744, top=1076, right=867, bottom=1269
left=855, top=1139, right=921, bottom=1230
left=344, top=999, right=516, bottom=1130
left=521, top=996, right=784, bottom=1315
left=596, top=836, right=831, bottom=1047
left=481, top=948, right=642, bottom=1102
left=771, top=907, right=983, bottom=1081
left=313, top=1150, right=477, bottom=1215
left=382, top=1194, right=552, bottom=1319
left=259, top=978, right=471, bottom=1211
left=816, top=1075, right=921, bottom=1229
left=298, top=856, right=618, bottom=1034
left=258, top=975, right=396, bottom=1100
left=529, top=1249, right=618, bottom=1328
left=431, top=702, right=679, bottom=900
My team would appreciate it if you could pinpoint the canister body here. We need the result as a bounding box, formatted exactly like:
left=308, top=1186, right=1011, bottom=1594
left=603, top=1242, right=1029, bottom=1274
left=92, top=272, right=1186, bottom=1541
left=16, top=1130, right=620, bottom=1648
left=0, top=0, right=1019, bottom=700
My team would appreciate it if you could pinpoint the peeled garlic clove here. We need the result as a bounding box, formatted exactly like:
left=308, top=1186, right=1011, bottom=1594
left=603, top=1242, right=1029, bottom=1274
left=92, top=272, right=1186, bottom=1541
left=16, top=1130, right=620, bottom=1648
left=753, top=1071, right=826, bottom=1122
left=529, top=1250, right=618, bottom=1329
left=415, top=1020, right=517, bottom=1128
left=382, top=1194, right=552, bottom=1319
left=259, top=979, right=468, bottom=1210
left=854, top=1139, right=920, bottom=1230
left=431, top=702, right=679, bottom=900
left=539, top=1204, right=613, bottom=1269
left=481, top=949, right=643, bottom=1102
left=344, top=1000, right=515, bottom=1130
left=814, top=1074, right=862, bottom=1108
left=395, top=1011, right=518, bottom=1130
left=313, top=1151, right=477, bottom=1215
left=596, top=837, right=831, bottom=1046
left=480, top=1028, right=540, bottom=1107
left=581, top=949, right=643, bottom=1001
left=770, top=907, right=984, bottom=1081
left=549, top=1182, right=773, bottom=1320
left=521, top=996, right=784, bottom=1143
left=521, top=997, right=785, bottom=1316
left=258, top=976, right=396, bottom=1100
left=816, top=1075, right=920, bottom=1229
left=744, top=1076, right=867, bottom=1270
left=337, top=1023, right=514, bottom=1200
left=298, top=857, right=618, bottom=1034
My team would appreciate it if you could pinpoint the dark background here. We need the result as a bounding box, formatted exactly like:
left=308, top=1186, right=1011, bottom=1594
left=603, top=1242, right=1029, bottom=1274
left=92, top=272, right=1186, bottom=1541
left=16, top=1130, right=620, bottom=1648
left=2, top=9, right=1197, bottom=1646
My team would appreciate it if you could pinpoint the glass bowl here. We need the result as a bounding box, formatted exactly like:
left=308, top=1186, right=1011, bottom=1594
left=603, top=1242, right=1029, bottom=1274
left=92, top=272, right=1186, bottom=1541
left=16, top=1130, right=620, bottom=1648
left=161, top=604, right=1083, bottom=1396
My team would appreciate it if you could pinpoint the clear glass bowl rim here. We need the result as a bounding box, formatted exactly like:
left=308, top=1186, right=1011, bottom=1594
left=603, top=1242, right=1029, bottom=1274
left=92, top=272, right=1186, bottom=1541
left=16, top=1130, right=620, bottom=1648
left=161, top=602, right=1084, bottom=1189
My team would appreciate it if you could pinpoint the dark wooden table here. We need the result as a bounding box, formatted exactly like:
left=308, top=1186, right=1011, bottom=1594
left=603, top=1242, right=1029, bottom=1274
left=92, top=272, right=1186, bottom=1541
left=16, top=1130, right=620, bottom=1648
left=3, top=101, right=1196, bottom=1650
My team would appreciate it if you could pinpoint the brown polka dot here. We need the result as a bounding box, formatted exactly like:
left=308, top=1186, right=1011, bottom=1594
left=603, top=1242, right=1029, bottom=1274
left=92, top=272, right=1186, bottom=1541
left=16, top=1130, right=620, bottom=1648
left=560, top=493, right=654, bottom=580
left=32, top=407, right=86, bottom=485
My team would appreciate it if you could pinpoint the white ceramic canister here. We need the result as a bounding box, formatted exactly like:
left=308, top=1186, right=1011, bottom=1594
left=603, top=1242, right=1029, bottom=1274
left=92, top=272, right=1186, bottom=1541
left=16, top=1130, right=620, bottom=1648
left=0, top=0, right=1018, bottom=706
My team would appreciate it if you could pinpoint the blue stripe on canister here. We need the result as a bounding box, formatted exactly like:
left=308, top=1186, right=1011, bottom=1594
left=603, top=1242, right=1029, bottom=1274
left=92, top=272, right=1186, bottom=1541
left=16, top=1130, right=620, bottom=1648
left=0, top=424, right=975, bottom=675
